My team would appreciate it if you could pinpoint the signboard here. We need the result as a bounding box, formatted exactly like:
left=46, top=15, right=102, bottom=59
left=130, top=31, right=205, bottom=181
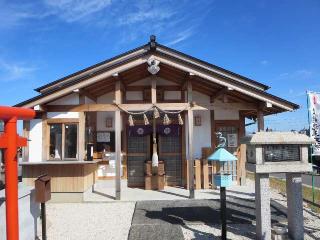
left=307, top=91, right=320, bottom=155
left=227, top=133, right=238, bottom=147
left=97, top=132, right=111, bottom=142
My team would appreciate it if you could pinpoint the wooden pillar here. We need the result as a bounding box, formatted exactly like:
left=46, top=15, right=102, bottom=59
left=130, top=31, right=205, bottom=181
left=78, top=93, right=86, bottom=161
left=238, top=111, right=246, bottom=186
left=151, top=76, right=157, bottom=104
left=187, top=79, right=195, bottom=198
left=257, top=109, right=264, bottom=132
left=210, top=110, right=217, bottom=189
left=42, top=113, right=48, bottom=161
left=22, top=120, right=30, bottom=162
left=195, top=159, right=201, bottom=189
left=78, top=112, right=86, bottom=161
left=115, top=79, right=122, bottom=200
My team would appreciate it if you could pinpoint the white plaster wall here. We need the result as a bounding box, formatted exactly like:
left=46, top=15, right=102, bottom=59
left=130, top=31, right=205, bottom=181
left=97, top=92, right=114, bottom=104
left=212, top=100, right=244, bottom=120
left=191, top=91, right=211, bottom=158
left=47, top=112, right=79, bottom=118
left=29, top=119, right=42, bottom=162
left=126, top=91, right=143, bottom=101
left=164, top=91, right=181, bottom=100
left=214, top=108, right=239, bottom=120
left=193, top=110, right=211, bottom=158
left=193, top=91, right=210, bottom=104
left=47, top=93, right=79, bottom=105
left=85, top=96, right=95, bottom=104
left=97, top=112, right=124, bottom=131
left=97, top=112, right=115, bottom=131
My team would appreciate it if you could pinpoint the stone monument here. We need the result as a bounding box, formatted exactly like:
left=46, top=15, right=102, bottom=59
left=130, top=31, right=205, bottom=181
left=242, top=132, right=313, bottom=240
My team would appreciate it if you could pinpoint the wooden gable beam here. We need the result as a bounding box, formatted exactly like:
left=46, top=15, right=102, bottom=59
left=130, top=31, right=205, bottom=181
left=79, top=89, right=97, bottom=102
left=226, top=92, right=254, bottom=104
left=210, top=87, right=229, bottom=103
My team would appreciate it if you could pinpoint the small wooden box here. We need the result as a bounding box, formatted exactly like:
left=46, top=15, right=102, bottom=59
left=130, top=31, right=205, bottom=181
left=35, top=175, right=51, bottom=203
left=145, top=175, right=152, bottom=190
left=157, top=175, right=165, bottom=190
left=145, top=161, right=165, bottom=175
left=93, top=152, right=102, bottom=159
left=145, top=161, right=152, bottom=175
left=158, top=161, right=165, bottom=175
left=145, top=175, right=165, bottom=190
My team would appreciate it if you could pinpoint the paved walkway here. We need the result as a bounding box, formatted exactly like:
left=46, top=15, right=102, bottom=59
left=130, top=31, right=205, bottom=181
left=128, top=198, right=287, bottom=240
left=84, top=180, right=254, bottom=202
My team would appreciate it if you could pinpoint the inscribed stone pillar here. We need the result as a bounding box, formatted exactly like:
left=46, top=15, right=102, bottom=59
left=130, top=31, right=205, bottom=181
left=286, top=173, right=303, bottom=240
left=255, top=173, right=271, bottom=239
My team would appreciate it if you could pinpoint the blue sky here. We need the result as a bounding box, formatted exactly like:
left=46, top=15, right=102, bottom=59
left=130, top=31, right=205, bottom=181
left=0, top=0, right=319, bottom=132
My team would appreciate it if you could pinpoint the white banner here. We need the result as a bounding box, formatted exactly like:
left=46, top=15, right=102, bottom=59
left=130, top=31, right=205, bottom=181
left=307, top=91, right=320, bottom=155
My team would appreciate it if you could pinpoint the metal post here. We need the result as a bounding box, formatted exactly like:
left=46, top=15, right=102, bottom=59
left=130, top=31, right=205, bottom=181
left=311, top=154, right=315, bottom=206
left=306, top=92, right=316, bottom=207
left=41, top=202, right=47, bottom=240
left=4, top=117, right=19, bottom=240
left=220, top=186, right=226, bottom=240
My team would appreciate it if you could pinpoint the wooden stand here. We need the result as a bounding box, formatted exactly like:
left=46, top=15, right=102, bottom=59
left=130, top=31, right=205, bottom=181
left=145, top=175, right=165, bottom=190
left=145, top=161, right=165, bottom=190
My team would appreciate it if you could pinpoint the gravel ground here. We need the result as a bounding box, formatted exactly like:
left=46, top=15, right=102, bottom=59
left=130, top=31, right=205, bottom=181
left=38, top=179, right=320, bottom=240
left=268, top=187, right=320, bottom=240
left=180, top=179, right=320, bottom=240
left=39, top=202, right=135, bottom=240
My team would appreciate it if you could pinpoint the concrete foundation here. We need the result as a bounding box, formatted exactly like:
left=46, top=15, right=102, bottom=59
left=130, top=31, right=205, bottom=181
left=49, top=192, right=85, bottom=203
left=286, top=173, right=304, bottom=240
left=255, top=173, right=271, bottom=240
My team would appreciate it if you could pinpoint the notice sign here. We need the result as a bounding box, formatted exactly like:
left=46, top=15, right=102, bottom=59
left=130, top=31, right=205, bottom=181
left=227, top=134, right=238, bottom=147
left=97, top=132, right=111, bottom=143
left=307, top=92, right=320, bottom=155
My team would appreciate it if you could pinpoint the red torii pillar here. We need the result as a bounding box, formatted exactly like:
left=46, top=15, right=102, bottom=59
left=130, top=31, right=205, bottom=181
left=0, top=106, right=35, bottom=240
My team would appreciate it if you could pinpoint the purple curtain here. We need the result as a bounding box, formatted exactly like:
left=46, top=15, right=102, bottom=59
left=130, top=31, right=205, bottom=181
left=128, top=124, right=181, bottom=137
left=128, top=125, right=153, bottom=137
left=157, top=124, right=180, bottom=137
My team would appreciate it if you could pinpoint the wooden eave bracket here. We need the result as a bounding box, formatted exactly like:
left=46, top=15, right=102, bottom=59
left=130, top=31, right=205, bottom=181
left=210, top=87, right=229, bottom=103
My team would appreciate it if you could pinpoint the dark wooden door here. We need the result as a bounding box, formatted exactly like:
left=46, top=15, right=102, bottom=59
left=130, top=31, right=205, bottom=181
left=158, top=135, right=182, bottom=186
left=127, top=135, right=150, bottom=187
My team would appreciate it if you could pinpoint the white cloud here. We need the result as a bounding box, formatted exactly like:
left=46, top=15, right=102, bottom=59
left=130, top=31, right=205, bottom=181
left=278, top=69, right=313, bottom=80
left=0, top=2, right=50, bottom=29
left=43, top=0, right=112, bottom=23
left=260, top=60, right=268, bottom=65
left=118, top=8, right=175, bottom=25
left=0, top=0, right=213, bottom=46
left=166, top=28, right=195, bottom=46
left=115, top=1, right=213, bottom=46
left=0, top=0, right=112, bottom=28
left=0, top=59, right=37, bottom=81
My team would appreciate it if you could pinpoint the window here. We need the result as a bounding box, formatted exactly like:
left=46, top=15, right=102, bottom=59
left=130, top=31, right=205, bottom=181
left=49, top=123, right=78, bottom=160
